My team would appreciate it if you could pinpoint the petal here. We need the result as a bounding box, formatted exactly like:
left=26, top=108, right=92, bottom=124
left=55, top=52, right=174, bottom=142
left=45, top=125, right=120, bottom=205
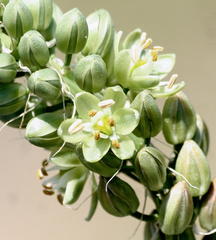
left=111, top=136, right=136, bottom=160
left=75, top=92, right=100, bottom=119
left=129, top=74, right=160, bottom=89
left=82, top=137, right=111, bottom=162
left=103, top=86, right=127, bottom=112
left=58, top=119, right=87, bottom=144
left=151, top=54, right=176, bottom=79
left=113, top=108, right=140, bottom=135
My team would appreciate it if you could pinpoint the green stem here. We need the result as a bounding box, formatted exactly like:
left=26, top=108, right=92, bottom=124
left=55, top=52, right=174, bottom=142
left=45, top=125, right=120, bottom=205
left=121, top=169, right=140, bottom=183
left=64, top=54, right=72, bottom=67
left=131, top=211, right=157, bottom=222
left=145, top=138, right=151, bottom=146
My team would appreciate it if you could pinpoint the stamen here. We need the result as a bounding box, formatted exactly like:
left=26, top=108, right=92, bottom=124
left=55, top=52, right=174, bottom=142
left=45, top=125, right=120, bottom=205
left=42, top=159, right=49, bottom=167
left=98, top=99, right=115, bottom=108
left=57, top=194, right=63, bottom=205
left=108, top=119, right=115, bottom=127
left=143, top=38, right=152, bottom=49
left=168, top=74, right=178, bottom=88
left=112, top=140, right=120, bottom=149
left=151, top=49, right=158, bottom=61
left=153, top=46, right=164, bottom=52
left=37, top=168, right=48, bottom=180
left=42, top=183, right=53, bottom=190
left=68, top=119, right=83, bottom=134
left=43, top=189, right=55, bottom=196
left=94, top=132, right=100, bottom=140
left=88, top=110, right=97, bottom=117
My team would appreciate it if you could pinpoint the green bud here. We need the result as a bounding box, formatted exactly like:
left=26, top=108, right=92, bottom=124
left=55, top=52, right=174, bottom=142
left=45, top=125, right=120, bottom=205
left=18, top=30, right=50, bottom=71
left=23, top=0, right=53, bottom=31
left=175, top=140, right=211, bottom=197
left=0, top=96, right=43, bottom=128
left=98, top=176, right=139, bottom=217
left=74, top=55, right=108, bottom=93
left=122, top=28, right=143, bottom=50
left=162, top=92, right=196, bottom=145
left=193, top=114, right=209, bottom=155
left=82, top=9, right=114, bottom=58
left=0, top=30, right=17, bottom=54
left=0, top=53, right=17, bottom=83
left=57, top=166, right=88, bottom=205
left=0, top=82, right=27, bottom=116
left=131, top=91, right=162, bottom=138
left=0, top=0, right=9, bottom=19
left=28, top=68, right=61, bottom=101
left=76, top=145, right=122, bottom=177
left=135, top=146, right=168, bottom=191
left=25, top=110, right=64, bottom=148
left=55, top=8, right=88, bottom=54
left=199, top=179, right=216, bottom=231
left=3, top=0, right=33, bottom=39
left=164, top=229, right=196, bottom=240
left=144, top=221, right=165, bottom=240
left=159, top=181, right=193, bottom=235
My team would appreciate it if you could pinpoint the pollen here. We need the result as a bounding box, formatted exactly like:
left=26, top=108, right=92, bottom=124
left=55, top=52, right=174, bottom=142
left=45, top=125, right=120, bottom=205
left=108, top=118, right=115, bottom=127
left=112, top=140, right=120, bottom=149
left=88, top=110, right=97, bottom=117
left=94, top=132, right=100, bottom=140
left=151, top=49, right=159, bottom=61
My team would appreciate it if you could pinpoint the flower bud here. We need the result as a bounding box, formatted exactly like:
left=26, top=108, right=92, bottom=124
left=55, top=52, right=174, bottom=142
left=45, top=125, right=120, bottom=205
left=0, top=0, right=9, bottom=19
left=175, top=140, right=211, bottom=197
left=131, top=91, right=162, bottom=138
left=162, top=92, right=196, bottom=145
left=98, top=176, right=139, bottom=217
left=25, top=110, right=64, bottom=148
left=23, top=0, right=53, bottom=31
left=76, top=144, right=121, bottom=177
left=74, top=55, right=108, bottom=93
left=55, top=8, right=88, bottom=54
left=0, top=96, right=43, bottom=128
left=82, top=9, right=114, bottom=58
left=0, top=53, right=17, bottom=83
left=135, top=146, right=168, bottom=191
left=3, top=0, right=33, bottom=39
left=193, top=114, right=209, bottom=155
left=159, top=181, right=193, bottom=235
left=18, top=30, right=50, bottom=71
left=28, top=68, right=61, bottom=101
left=0, top=82, right=27, bottom=116
left=199, top=179, right=216, bottom=231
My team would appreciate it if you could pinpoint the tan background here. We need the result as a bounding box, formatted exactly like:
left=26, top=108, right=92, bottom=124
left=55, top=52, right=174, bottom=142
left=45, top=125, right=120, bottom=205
left=1, top=0, right=216, bottom=239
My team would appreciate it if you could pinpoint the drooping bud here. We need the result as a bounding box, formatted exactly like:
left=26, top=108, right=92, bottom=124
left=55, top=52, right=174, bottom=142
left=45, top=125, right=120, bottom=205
left=0, top=96, right=44, bottom=128
left=98, top=176, right=139, bottom=217
left=74, top=55, right=108, bottom=93
left=3, top=0, right=33, bottom=39
left=131, top=90, right=162, bottom=138
left=27, top=68, right=61, bottom=101
left=135, top=146, right=168, bottom=191
left=0, top=53, right=17, bottom=83
left=18, top=30, right=50, bottom=71
left=25, top=110, right=64, bottom=148
left=199, top=179, right=216, bottom=231
left=162, top=92, right=196, bottom=145
left=175, top=140, right=211, bottom=197
left=23, top=0, right=53, bottom=31
left=82, top=9, right=114, bottom=59
left=0, top=82, right=27, bottom=116
left=159, top=181, right=193, bottom=235
left=55, top=8, right=88, bottom=54
left=193, top=114, right=209, bottom=155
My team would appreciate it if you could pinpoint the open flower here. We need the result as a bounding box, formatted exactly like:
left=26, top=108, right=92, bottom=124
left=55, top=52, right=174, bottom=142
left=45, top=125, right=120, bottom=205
left=58, top=86, right=140, bottom=162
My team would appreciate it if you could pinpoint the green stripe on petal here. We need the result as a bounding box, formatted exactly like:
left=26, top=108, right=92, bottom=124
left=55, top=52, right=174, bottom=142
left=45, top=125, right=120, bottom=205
left=58, top=119, right=88, bottom=144
left=82, top=136, right=111, bottom=162
left=111, top=136, right=135, bottom=160
left=113, top=108, right=140, bottom=135
left=103, top=86, right=127, bottom=112
left=75, top=92, right=100, bottom=119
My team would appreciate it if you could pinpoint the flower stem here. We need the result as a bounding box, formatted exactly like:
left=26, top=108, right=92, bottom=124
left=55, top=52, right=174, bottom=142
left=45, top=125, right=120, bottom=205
left=131, top=211, right=157, bottom=222
left=64, top=54, right=72, bottom=67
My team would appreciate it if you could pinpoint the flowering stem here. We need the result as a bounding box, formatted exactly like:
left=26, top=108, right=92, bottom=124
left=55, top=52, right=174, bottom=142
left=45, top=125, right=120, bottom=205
left=131, top=211, right=157, bottom=222
left=64, top=54, right=72, bottom=66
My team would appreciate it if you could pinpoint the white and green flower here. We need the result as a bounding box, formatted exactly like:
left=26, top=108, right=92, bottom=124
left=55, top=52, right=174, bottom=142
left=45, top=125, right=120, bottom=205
left=58, top=86, right=140, bottom=162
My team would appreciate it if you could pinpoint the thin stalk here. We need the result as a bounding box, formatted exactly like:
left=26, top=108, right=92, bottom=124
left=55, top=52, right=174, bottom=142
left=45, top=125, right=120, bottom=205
left=64, top=54, right=72, bottom=67
left=131, top=211, right=157, bottom=222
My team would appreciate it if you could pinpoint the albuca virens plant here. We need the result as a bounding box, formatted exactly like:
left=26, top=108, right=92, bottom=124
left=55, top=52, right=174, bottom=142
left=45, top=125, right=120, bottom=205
left=0, top=0, right=215, bottom=239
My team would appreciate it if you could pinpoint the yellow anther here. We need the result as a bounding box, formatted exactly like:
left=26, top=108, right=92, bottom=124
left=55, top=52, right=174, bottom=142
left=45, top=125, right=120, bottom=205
left=42, top=183, right=53, bottom=190
left=108, top=119, right=115, bottom=127
left=42, top=159, right=48, bottom=167
left=68, top=119, right=83, bottom=134
left=98, top=99, right=115, bottom=108
left=57, top=194, right=63, bottom=205
left=37, top=169, right=44, bottom=180
left=153, top=46, right=164, bottom=52
left=168, top=74, right=178, bottom=88
left=143, top=38, right=153, bottom=49
left=88, top=110, right=97, bottom=117
left=94, top=132, right=101, bottom=140
left=112, top=140, right=120, bottom=149
left=151, top=49, right=159, bottom=61
left=43, top=189, right=55, bottom=196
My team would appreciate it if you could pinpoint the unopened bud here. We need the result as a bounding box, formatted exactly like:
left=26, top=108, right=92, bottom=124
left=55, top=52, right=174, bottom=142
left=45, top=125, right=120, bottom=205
left=0, top=53, right=17, bottom=83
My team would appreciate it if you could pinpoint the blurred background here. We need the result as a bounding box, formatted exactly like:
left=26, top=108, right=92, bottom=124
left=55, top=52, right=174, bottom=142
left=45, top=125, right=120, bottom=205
left=1, top=0, right=216, bottom=239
